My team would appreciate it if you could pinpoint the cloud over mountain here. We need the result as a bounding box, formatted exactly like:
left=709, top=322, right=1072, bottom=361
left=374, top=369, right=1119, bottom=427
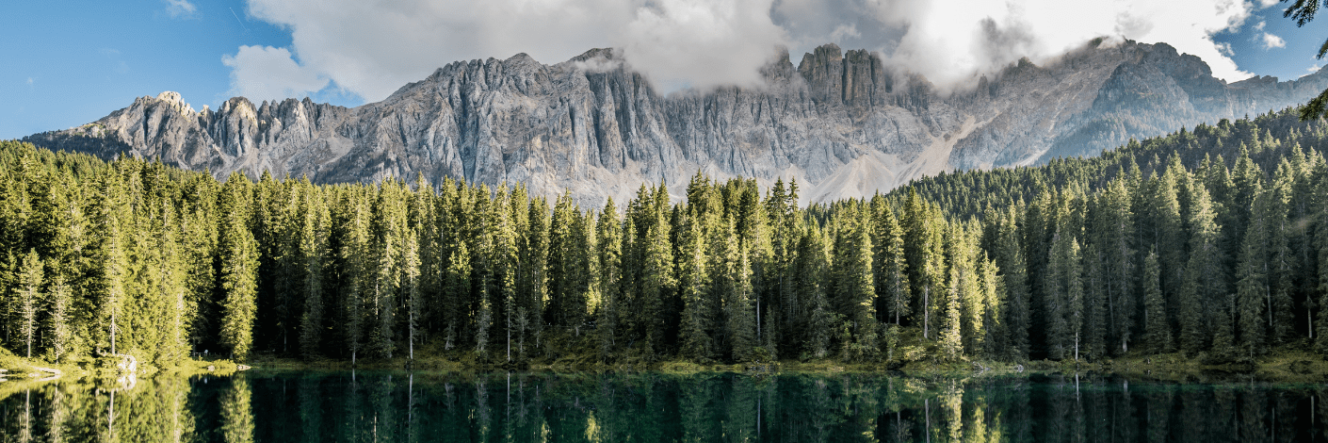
left=225, top=0, right=1275, bottom=103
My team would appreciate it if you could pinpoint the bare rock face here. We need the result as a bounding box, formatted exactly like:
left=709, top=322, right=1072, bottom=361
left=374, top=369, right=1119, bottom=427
left=25, top=40, right=1328, bottom=206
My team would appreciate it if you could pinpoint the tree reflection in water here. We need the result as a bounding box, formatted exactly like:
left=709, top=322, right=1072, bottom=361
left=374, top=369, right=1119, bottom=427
left=0, top=372, right=1325, bottom=442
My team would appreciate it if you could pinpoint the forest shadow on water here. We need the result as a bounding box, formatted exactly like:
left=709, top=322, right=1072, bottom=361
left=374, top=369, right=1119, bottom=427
left=1, top=371, right=1327, bottom=442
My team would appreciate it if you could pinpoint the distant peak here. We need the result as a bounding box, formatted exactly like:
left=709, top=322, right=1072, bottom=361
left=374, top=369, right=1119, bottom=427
left=154, top=91, right=195, bottom=114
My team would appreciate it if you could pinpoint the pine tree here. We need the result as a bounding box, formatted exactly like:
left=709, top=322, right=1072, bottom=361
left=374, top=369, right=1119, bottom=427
left=994, top=207, right=1031, bottom=360
left=444, top=242, right=471, bottom=351
left=340, top=191, right=372, bottom=364
left=1045, top=226, right=1082, bottom=360
left=977, top=253, right=1005, bottom=358
left=1181, top=178, right=1227, bottom=354
left=638, top=189, right=675, bottom=360
left=1082, top=242, right=1108, bottom=360
left=831, top=204, right=877, bottom=360
left=797, top=224, right=834, bottom=359
left=595, top=198, right=622, bottom=361
left=1097, top=179, right=1135, bottom=355
left=1142, top=248, right=1172, bottom=353
left=939, top=225, right=969, bottom=360
left=93, top=171, right=129, bottom=357
left=678, top=211, right=712, bottom=360
left=726, top=228, right=756, bottom=363
left=1267, top=165, right=1296, bottom=344
left=45, top=273, right=70, bottom=361
left=875, top=203, right=910, bottom=325
left=298, top=187, right=328, bottom=359
left=16, top=249, right=42, bottom=358
left=905, top=191, right=945, bottom=339
left=404, top=228, right=422, bottom=361
left=1236, top=184, right=1270, bottom=358
left=219, top=176, right=259, bottom=361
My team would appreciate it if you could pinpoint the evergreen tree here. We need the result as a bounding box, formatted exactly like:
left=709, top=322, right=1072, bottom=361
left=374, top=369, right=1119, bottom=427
left=977, top=253, right=1006, bottom=358
left=1236, top=184, right=1270, bottom=357
left=830, top=203, right=877, bottom=360
left=904, top=190, right=945, bottom=339
left=340, top=191, right=372, bottom=364
left=939, top=225, right=970, bottom=360
left=1045, top=226, right=1083, bottom=360
left=1142, top=248, right=1172, bottom=352
left=45, top=273, right=70, bottom=362
left=1181, top=177, right=1228, bottom=354
left=678, top=211, right=712, bottom=360
left=596, top=198, right=622, bottom=360
left=444, top=242, right=471, bottom=351
left=219, top=174, right=259, bottom=361
left=404, top=228, right=421, bottom=361
left=796, top=224, right=834, bottom=359
left=1098, top=179, right=1135, bottom=355
left=874, top=203, right=910, bottom=325
left=15, top=248, right=41, bottom=358
left=994, top=207, right=1031, bottom=360
left=725, top=223, right=757, bottom=362
left=298, top=187, right=328, bottom=359
left=638, top=187, right=675, bottom=360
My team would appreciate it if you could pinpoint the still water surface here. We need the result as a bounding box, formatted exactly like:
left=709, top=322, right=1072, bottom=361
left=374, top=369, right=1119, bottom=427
left=0, top=370, right=1325, bottom=442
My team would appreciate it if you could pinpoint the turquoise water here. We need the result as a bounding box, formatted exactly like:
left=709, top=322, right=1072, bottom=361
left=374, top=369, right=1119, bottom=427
left=0, top=371, right=1325, bottom=442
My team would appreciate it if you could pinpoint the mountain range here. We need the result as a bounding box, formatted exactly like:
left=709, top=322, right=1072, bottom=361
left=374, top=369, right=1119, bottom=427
left=23, top=39, right=1328, bottom=206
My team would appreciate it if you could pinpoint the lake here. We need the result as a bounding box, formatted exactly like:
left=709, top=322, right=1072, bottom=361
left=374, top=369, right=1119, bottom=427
left=0, top=370, right=1324, bottom=442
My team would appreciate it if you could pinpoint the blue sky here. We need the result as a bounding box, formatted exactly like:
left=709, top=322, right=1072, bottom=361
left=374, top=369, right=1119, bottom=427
left=2, top=0, right=1326, bottom=140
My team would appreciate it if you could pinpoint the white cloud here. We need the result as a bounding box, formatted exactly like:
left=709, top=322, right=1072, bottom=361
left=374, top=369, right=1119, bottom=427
left=829, top=24, right=861, bottom=43
left=221, top=46, right=329, bottom=102
left=165, top=0, right=197, bottom=18
left=227, top=0, right=1272, bottom=102
left=618, top=0, right=788, bottom=90
left=1254, top=20, right=1266, bottom=31
left=1304, top=64, right=1323, bottom=78
left=1217, top=42, right=1235, bottom=57
left=777, top=0, right=1260, bottom=90
left=1262, top=32, right=1286, bottom=49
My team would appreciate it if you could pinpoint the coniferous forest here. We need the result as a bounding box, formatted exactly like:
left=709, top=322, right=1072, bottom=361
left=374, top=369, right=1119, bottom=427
left=6, top=108, right=1328, bottom=367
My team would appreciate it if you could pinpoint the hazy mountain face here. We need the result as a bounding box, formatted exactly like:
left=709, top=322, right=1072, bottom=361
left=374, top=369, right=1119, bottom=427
left=25, top=41, right=1328, bottom=206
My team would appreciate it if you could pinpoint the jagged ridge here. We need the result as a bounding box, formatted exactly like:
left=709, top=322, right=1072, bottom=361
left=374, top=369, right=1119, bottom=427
left=24, top=40, right=1328, bottom=206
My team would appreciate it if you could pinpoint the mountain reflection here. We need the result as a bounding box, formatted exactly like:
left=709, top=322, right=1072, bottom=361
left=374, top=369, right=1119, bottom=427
left=0, top=372, right=1325, bottom=442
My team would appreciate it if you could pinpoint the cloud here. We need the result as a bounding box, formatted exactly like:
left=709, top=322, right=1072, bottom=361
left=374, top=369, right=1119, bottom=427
left=221, top=46, right=329, bottom=102
left=165, top=0, right=197, bottom=18
left=1254, top=20, right=1266, bottom=31
left=1216, top=42, right=1236, bottom=57
left=1304, top=64, right=1323, bottom=78
left=227, top=0, right=1273, bottom=102
left=617, top=0, right=788, bottom=90
left=1262, top=32, right=1286, bottom=49
left=776, top=0, right=1261, bottom=91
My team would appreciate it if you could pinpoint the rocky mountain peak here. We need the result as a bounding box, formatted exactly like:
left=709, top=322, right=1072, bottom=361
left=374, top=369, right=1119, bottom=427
left=24, top=41, right=1328, bottom=207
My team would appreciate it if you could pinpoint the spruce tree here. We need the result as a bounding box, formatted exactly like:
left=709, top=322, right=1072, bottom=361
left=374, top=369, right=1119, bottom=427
left=678, top=211, right=712, bottom=360
left=995, top=207, right=1031, bottom=360
left=219, top=177, right=259, bottom=361
left=45, top=273, right=70, bottom=362
left=595, top=199, right=622, bottom=360
left=939, top=225, right=969, bottom=360
left=876, top=204, right=910, bottom=325
left=1142, top=248, right=1172, bottom=353
left=298, top=188, right=328, bottom=359
left=1236, top=185, right=1270, bottom=357
left=639, top=192, right=675, bottom=360
left=16, top=249, right=41, bottom=358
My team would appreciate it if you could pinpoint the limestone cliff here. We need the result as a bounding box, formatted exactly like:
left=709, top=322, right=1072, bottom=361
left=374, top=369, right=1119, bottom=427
left=25, top=40, right=1328, bottom=206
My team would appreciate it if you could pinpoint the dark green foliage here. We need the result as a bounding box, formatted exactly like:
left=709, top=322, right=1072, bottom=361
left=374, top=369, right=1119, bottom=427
left=4, top=108, right=1328, bottom=365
